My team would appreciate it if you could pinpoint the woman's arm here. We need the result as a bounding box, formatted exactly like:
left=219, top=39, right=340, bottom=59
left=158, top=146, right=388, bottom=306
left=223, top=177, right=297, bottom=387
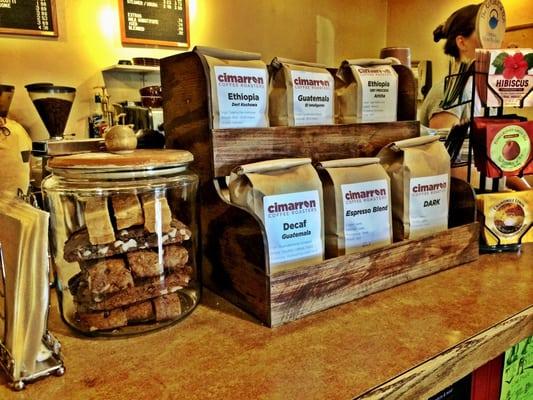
left=506, top=176, right=531, bottom=191
left=429, top=111, right=460, bottom=129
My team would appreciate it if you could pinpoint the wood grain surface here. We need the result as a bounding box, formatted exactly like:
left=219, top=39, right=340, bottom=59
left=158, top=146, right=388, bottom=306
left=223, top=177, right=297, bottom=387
left=0, top=245, right=531, bottom=399
left=269, top=223, right=479, bottom=326
left=211, top=121, right=419, bottom=178
left=47, top=149, right=193, bottom=169
left=357, top=308, right=532, bottom=400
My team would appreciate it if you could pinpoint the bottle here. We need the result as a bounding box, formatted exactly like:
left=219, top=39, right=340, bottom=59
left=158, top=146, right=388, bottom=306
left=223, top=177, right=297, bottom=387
left=88, top=89, right=104, bottom=138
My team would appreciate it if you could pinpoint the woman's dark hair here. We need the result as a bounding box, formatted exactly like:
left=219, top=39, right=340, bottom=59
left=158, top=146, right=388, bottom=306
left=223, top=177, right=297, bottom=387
left=433, top=4, right=480, bottom=59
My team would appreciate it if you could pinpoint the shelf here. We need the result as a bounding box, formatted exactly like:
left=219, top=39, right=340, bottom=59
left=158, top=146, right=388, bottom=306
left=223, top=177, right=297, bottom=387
left=0, top=244, right=530, bottom=398
left=159, top=50, right=478, bottom=328
left=102, top=64, right=160, bottom=74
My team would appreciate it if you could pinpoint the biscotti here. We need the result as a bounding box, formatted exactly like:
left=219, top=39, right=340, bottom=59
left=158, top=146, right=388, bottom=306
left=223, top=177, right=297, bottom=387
left=71, top=267, right=192, bottom=312
left=140, top=193, right=172, bottom=233
left=43, top=149, right=199, bottom=335
left=77, top=292, right=184, bottom=331
left=83, top=197, right=115, bottom=245
left=63, top=190, right=194, bottom=332
left=64, top=219, right=192, bottom=262
left=77, top=309, right=128, bottom=332
left=124, top=300, right=154, bottom=322
left=82, top=258, right=134, bottom=296
left=153, top=293, right=182, bottom=321
left=126, top=245, right=189, bottom=278
left=111, top=194, right=144, bottom=230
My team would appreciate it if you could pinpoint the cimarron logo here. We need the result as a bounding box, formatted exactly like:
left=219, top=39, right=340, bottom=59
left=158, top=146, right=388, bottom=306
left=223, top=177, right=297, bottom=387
left=217, top=73, right=264, bottom=84
left=293, top=77, right=330, bottom=87
left=345, top=188, right=386, bottom=200
left=357, top=68, right=392, bottom=74
left=493, top=201, right=525, bottom=235
left=412, top=181, right=447, bottom=193
left=267, top=199, right=317, bottom=213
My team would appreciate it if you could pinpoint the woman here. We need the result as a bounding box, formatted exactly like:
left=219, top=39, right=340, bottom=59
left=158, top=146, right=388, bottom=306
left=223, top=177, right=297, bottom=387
left=419, top=4, right=480, bottom=129
left=420, top=3, right=530, bottom=190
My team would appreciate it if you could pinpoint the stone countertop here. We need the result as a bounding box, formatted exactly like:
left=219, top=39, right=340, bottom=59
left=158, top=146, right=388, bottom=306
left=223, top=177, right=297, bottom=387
left=0, top=245, right=531, bottom=399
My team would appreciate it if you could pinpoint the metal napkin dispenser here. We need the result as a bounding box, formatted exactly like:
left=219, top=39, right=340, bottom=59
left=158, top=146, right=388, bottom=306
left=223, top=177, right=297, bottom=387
left=0, top=195, right=64, bottom=390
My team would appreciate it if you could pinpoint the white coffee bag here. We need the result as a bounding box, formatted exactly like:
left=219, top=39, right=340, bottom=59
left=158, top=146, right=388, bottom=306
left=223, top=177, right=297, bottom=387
left=336, top=58, right=398, bottom=123
left=269, top=57, right=334, bottom=126
left=377, top=136, right=450, bottom=240
left=317, top=158, right=392, bottom=256
left=194, top=46, right=269, bottom=129
left=229, top=158, right=324, bottom=273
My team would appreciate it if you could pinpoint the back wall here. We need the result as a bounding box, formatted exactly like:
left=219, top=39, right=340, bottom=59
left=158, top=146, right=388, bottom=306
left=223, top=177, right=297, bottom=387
left=0, top=0, right=388, bottom=140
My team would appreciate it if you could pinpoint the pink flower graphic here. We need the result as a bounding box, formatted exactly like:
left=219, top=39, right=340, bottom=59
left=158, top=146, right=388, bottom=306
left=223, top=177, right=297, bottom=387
left=503, top=52, right=528, bottom=79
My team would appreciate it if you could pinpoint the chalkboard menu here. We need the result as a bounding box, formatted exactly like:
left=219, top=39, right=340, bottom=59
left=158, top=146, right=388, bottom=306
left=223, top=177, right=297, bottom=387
left=0, top=0, right=57, bottom=37
left=118, top=0, right=189, bottom=48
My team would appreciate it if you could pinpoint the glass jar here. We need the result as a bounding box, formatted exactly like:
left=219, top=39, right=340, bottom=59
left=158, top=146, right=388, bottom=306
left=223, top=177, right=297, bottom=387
left=42, top=149, right=199, bottom=336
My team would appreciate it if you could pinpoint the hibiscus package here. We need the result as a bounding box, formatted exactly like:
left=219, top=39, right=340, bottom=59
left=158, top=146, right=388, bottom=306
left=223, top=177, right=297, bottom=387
left=476, top=48, right=533, bottom=108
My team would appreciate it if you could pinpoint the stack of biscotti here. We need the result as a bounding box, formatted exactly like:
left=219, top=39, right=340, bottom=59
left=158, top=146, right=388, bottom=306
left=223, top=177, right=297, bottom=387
left=63, top=193, right=194, bottom=332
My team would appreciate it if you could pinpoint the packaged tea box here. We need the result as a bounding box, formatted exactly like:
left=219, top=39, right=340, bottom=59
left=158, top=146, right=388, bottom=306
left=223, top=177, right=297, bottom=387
left=194, top=46, right=269, bottom=129
left=316, top=158, right=392, bottom=257
left=471, top=118, right=532, bottom=177
left=377, top=136, right=450, bottom=240
left=477, top=190, right=532, bottom=246
left=229, top=158, right=324, bottom=273
left=336, top=58, right=398, bottom=123
left=476, top=48, right=533, bottom=108
left=269, top=57, right=334, bottom=126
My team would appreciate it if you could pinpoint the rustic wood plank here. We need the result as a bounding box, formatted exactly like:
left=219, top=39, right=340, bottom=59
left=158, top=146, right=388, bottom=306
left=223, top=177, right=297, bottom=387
left=161, top=50, right=479, bottom=330
left=211, top=121, right=419, bottom=177
left=449, top=177, right=476, bottom=228
left=269, top=223, right=479, bottom=326
left=161, top=51, right=213, bottom=183
left=202, top=185, right=270, bottom=323
left=356, top=306, right=533, bottom=400
left=392, top=64, right=417, bottom=121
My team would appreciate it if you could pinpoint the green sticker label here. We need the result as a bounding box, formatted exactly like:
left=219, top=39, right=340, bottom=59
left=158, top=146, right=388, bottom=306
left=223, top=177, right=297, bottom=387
left=489, top=125, right=531, bottom=172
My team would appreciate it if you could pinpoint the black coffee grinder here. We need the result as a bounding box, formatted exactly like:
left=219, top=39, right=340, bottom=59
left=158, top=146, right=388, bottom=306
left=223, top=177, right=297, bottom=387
left=27, top=85, right=76, bottom=140
left=29, top=85, right=103, bottom=185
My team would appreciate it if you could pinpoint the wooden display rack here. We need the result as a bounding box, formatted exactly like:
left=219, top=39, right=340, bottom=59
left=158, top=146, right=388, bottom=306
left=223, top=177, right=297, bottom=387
left=160, top=51, right=479, bottom=327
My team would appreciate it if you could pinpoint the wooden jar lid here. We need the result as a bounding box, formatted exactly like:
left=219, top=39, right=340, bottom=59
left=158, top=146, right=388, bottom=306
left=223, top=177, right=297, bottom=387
left=48, top=149, right=193, bottom=171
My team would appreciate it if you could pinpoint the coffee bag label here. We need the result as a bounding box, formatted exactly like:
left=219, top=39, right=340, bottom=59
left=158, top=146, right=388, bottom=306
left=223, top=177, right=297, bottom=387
left=409, top=174, right=449, bottom=235
left=290, top=70, right=334, bottom=126
left=263, top=190, right=322, bottom=270
left=353, top=65, right=398, bottom=122
left=341, top=179, right=391, bottom=249
left=213, top=66, right=268, bottom=128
